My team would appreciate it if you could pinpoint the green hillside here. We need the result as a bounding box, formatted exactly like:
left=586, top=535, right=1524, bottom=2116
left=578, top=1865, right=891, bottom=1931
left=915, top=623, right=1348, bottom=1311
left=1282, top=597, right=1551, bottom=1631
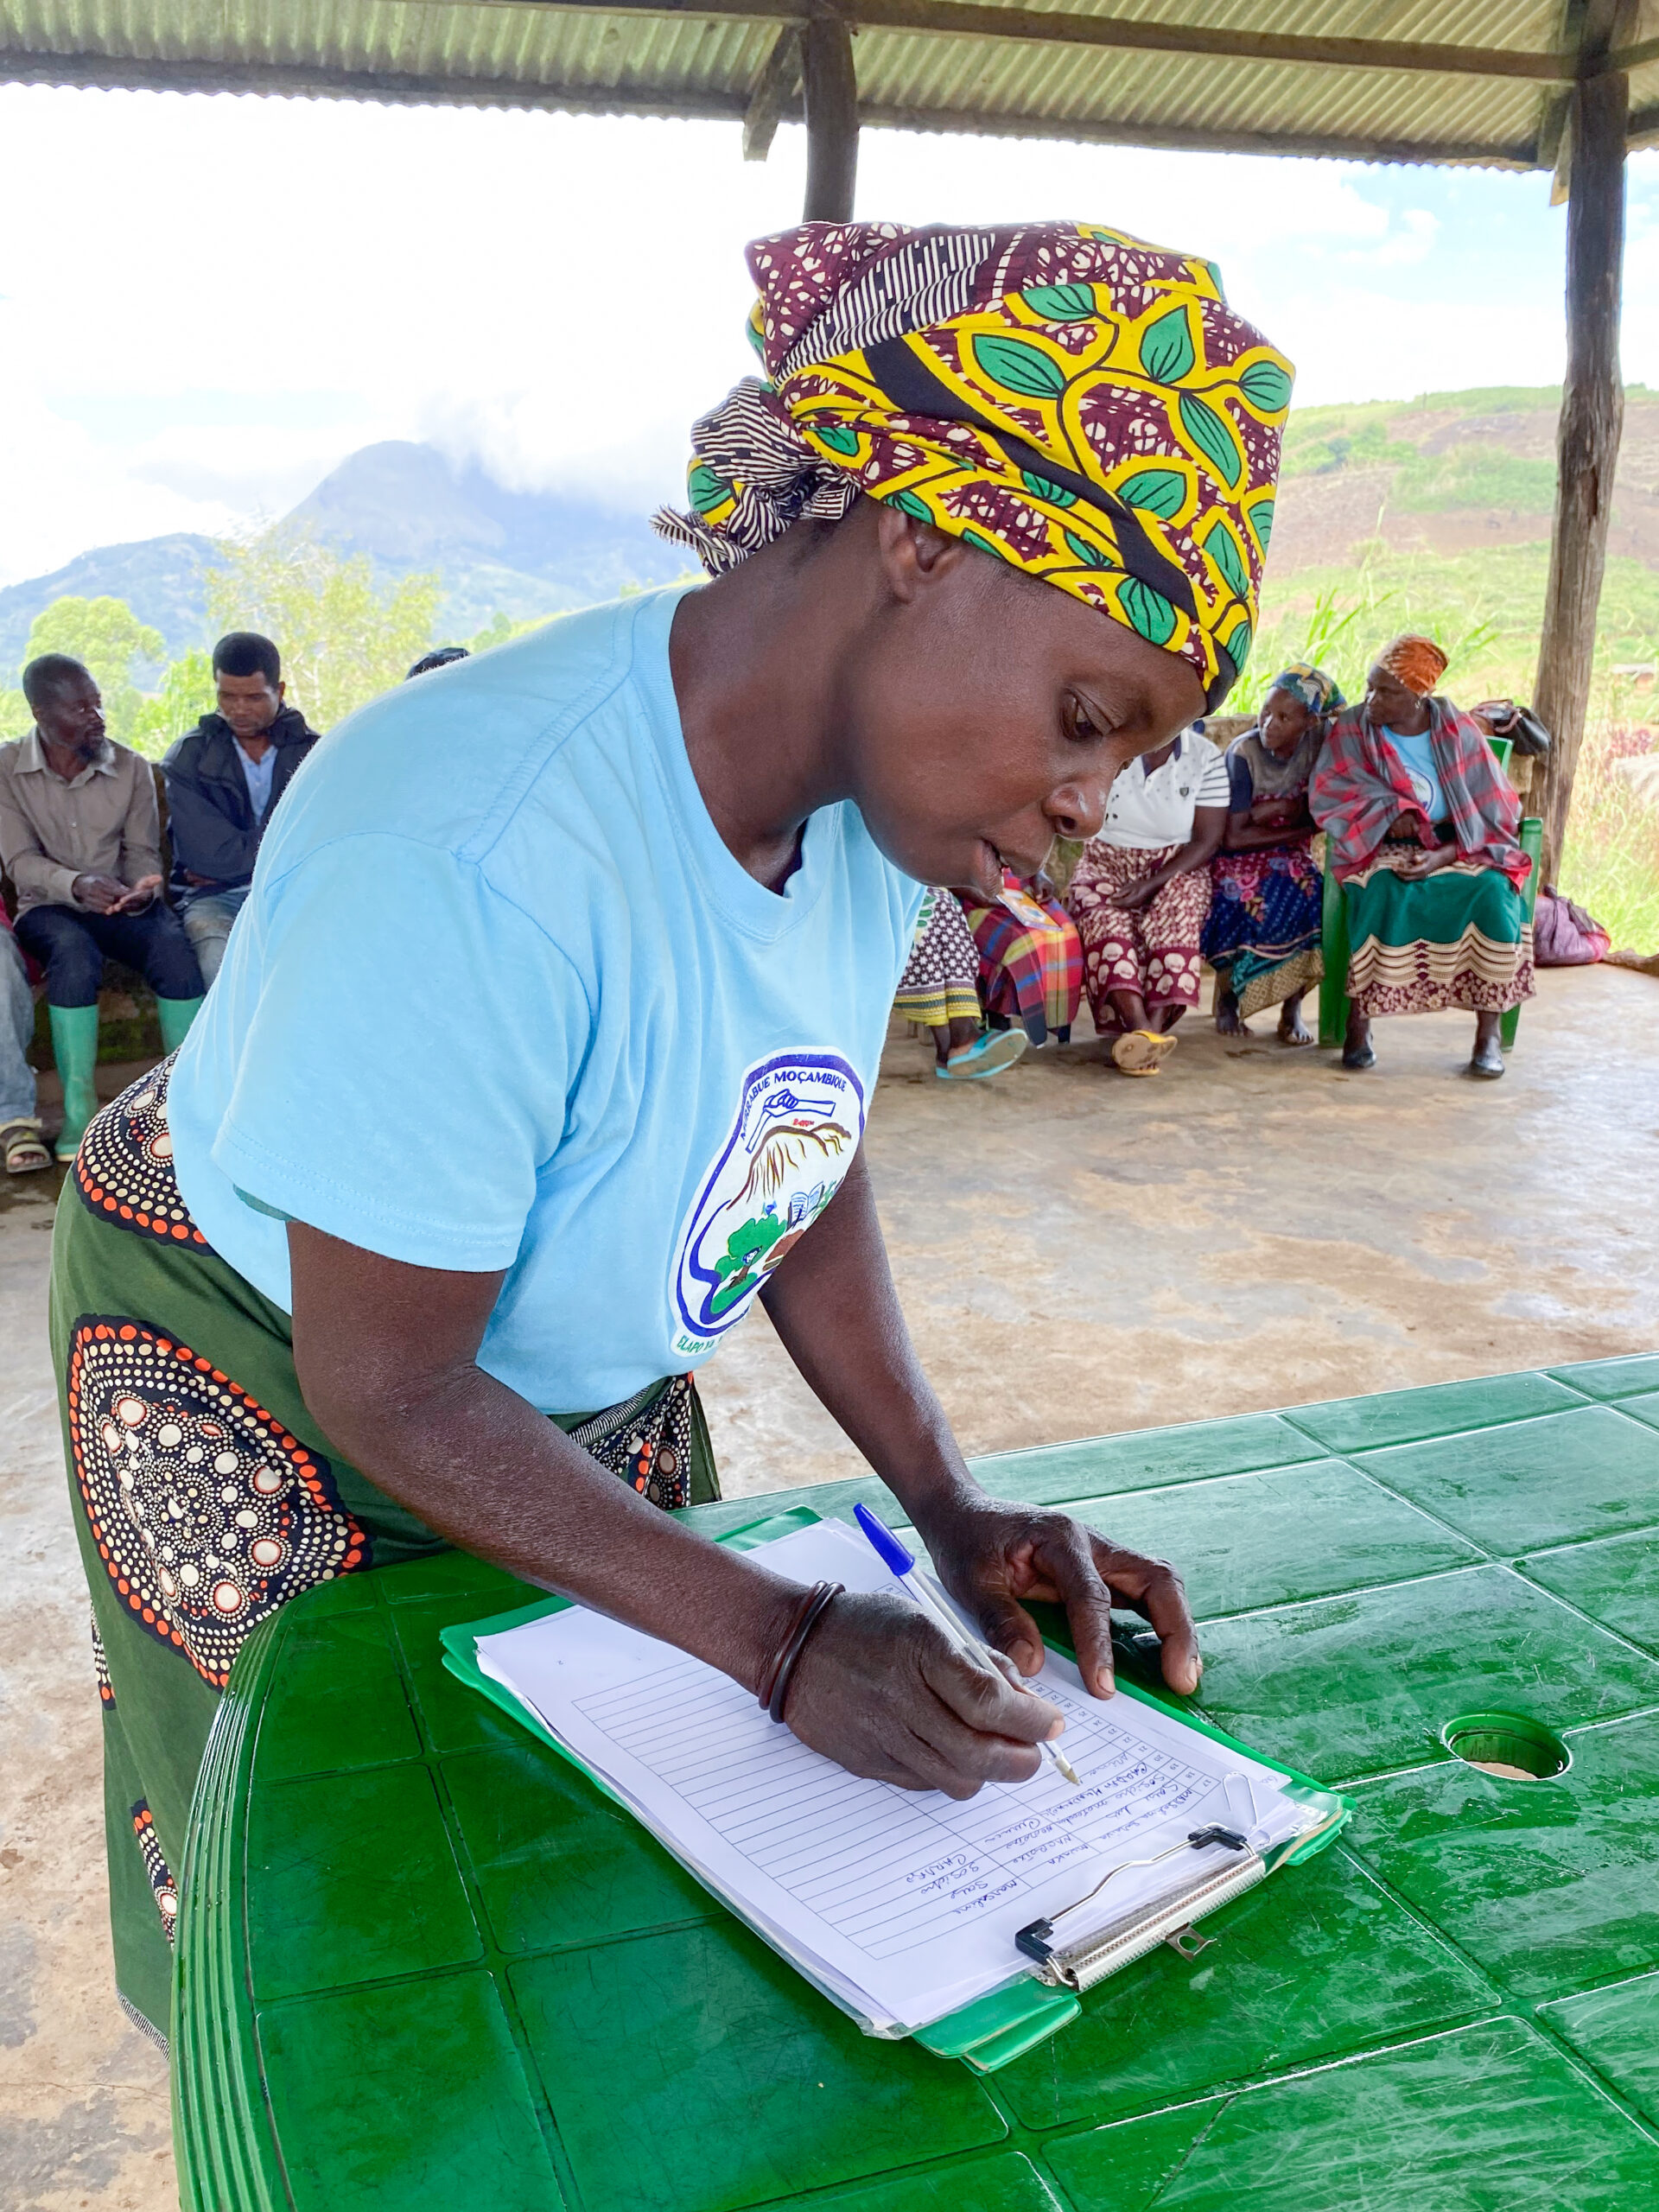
left=1248, top=542, right=1659, bottom=713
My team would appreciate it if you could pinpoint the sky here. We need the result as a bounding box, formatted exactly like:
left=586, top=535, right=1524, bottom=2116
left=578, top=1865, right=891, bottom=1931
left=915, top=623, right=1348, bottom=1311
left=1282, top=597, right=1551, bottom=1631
left=5, top=81, right=1659, bottom=589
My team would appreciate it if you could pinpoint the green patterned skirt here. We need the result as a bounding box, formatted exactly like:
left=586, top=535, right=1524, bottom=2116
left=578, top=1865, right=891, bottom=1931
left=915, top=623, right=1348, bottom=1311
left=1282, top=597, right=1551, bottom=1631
left=1343, top=855, right=1535, bottom=1018
left=48, top=1055, right=717, bottom=2046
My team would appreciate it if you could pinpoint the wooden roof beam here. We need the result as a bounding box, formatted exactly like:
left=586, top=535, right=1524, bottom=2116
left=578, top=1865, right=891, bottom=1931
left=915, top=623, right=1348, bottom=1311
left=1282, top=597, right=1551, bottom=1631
left=855, top=101, right=1537, bottom=168
left=836, top=2, right=1575, bottom=80
left=385, top=0, right=1583, bottom=83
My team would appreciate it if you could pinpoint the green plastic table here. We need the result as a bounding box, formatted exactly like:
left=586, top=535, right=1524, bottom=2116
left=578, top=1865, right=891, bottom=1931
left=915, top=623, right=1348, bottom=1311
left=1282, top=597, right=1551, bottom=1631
left=174, top=1356, right=1659, bottom=2211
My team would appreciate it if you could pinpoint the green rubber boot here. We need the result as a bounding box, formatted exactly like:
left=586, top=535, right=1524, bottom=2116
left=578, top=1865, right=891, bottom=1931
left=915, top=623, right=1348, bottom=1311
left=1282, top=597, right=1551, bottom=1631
left=156, top=995, right=205, bottom=1054
left=48, top=1002, right=102, bottom=1162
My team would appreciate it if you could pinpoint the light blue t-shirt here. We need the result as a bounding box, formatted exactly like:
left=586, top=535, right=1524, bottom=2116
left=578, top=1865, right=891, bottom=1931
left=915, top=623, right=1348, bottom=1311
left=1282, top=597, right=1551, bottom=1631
left=1383, top=726, right=1447, bottom=824
left=236, top=737, right=276, bottom=821
left=168, top=588, right=923, bottom=1414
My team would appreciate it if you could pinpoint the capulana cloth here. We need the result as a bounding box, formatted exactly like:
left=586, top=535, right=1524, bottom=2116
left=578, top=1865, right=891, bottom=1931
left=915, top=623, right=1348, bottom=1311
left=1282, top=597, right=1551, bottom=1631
left=894, top=887, right=982, bottom=1030
left=1265, top=662, right=1345, bottom=721
left=1376, top=634, right=1449, bottom=698
left=963, top=874, right=1083, bottom=1046
left=656, top=222, right=1294, bottom=710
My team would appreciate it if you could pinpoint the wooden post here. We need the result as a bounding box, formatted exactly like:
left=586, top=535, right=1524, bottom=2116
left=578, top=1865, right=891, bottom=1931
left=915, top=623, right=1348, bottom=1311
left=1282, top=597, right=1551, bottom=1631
left=802, top=14, right=858, bottom=222
left=1532, top=65, right=1629, bottom=880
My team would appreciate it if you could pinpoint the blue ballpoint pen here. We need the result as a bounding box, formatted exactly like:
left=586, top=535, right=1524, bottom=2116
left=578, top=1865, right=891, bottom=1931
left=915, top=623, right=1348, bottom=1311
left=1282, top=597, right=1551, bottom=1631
left=853, top=1502, right=1080, bottom=1786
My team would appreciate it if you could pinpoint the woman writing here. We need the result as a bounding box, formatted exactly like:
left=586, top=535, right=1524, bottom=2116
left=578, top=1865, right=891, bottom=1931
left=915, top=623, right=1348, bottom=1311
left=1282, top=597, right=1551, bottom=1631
left=50, top=220, right=1289, bottom=2040
left=1311, top=634, right=1532, bottom=1077
left=1205, top=663, right=1342, bottom=1044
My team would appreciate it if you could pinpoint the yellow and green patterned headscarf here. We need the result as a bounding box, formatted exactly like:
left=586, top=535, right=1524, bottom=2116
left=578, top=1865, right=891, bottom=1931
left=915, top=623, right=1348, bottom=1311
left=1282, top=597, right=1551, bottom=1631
left=655, top=221, right=1294, bottom=712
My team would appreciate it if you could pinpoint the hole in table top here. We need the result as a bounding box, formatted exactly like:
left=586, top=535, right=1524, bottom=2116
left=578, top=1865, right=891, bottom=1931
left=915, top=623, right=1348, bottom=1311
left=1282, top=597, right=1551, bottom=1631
left=1441, top=1711, right=1571, bottom=1781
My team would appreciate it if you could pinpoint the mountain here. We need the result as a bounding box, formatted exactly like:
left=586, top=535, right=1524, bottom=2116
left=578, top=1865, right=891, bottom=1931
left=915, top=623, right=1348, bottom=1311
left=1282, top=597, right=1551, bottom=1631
left=284, top=442, right=690, bottom=632
left=0, top=533, right=215, bottom=673
left=0, top=442, right=690, bottom=673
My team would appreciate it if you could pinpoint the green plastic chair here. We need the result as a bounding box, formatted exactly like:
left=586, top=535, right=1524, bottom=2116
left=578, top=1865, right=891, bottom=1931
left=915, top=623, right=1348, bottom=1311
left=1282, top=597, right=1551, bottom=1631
left=1317, top=736, right=1543, bottom=1051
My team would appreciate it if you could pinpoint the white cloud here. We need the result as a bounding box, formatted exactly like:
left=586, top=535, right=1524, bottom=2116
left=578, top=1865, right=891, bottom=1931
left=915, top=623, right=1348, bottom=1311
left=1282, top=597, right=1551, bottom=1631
left=0, top=353, right=236, bottom=582
left=1364, top=207, right=1441, bottom=268
left=127, top=421, right=401, bottom=513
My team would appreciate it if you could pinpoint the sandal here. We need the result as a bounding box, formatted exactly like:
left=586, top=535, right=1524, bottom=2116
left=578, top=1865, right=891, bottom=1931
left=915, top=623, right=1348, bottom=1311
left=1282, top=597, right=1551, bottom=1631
left=1111, top=1029, right=1178, bottom=1076
left=1, top=1119, right=52, bottom=1175
left=937, top=1029, right=1029, bottom=1081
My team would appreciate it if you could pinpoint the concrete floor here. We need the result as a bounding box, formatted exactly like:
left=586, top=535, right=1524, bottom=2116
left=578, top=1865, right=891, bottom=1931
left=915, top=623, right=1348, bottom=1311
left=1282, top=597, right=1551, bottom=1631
left=3, top=962, right=1657, bottom=2210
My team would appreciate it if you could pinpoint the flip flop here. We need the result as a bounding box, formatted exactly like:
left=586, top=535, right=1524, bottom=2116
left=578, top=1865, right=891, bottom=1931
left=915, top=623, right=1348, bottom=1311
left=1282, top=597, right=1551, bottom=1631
left=937, top=1029, right=1029, bottom=1081
left=1111, top=1029, right=1178, bottom=1076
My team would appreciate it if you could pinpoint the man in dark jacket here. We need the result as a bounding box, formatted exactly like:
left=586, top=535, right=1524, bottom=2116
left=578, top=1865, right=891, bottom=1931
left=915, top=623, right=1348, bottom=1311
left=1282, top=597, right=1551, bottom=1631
left=162, top=632, right=320, bottom=984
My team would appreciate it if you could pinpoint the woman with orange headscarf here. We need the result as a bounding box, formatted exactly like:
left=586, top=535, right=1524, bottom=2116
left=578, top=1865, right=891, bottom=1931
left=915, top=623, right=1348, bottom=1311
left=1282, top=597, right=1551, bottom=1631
left=1311, top=634, right=1532, bottom=1077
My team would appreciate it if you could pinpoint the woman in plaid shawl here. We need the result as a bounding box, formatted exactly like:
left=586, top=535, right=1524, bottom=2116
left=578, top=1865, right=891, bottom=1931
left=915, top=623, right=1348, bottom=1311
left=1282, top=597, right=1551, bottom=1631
left=1310, top=635, right=1533, bottom=1077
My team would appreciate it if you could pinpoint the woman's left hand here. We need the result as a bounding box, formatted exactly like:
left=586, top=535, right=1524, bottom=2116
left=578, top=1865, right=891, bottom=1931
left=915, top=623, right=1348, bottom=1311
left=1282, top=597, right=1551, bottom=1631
left=916, top=1495, right=1200, bottom=1700
left=1117, top=872, right=1163, bottom=910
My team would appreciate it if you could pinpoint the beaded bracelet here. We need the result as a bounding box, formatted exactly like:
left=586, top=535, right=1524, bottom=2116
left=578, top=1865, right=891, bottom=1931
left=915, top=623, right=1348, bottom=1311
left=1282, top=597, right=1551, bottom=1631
left=757, top=1580, right=843, bottom=1724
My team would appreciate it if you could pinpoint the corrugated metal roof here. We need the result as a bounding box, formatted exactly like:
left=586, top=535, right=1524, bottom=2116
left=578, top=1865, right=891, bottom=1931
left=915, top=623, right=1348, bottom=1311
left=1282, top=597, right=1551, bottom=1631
left=4, top=0, right=1659, bottom=166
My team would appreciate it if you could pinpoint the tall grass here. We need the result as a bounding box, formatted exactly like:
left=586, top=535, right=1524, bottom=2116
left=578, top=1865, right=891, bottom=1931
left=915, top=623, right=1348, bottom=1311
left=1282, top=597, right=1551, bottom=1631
left=1556, top=726, right=1659, bottom=952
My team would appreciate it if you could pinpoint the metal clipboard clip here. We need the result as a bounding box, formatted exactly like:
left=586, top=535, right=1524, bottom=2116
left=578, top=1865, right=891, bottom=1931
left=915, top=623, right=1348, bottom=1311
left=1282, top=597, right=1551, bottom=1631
left=1014, top=1824, right=1264, bottom=1993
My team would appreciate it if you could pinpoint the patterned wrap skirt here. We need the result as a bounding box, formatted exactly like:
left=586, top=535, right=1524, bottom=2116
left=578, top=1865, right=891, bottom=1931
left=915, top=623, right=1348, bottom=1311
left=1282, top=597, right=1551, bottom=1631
left=1202, top=840, right=1325, bottom=1019
left=893, top=887, right=981, bottom=1028
left=1342, top=852, right=1535, bottom=1017
left=961, top=881, right=1083, bottom=1045
left=1065, top=841, right=1212, bottom=1032
left=49, top=1054, right=717, bottom=2047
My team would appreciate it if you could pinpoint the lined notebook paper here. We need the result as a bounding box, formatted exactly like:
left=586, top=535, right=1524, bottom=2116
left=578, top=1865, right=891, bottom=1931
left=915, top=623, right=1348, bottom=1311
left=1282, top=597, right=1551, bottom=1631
left=474, top=1518, right=1316, bottom=2033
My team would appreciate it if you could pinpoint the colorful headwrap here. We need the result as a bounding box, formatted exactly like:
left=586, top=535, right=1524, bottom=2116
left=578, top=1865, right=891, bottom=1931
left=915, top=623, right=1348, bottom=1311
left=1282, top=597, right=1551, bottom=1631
left=655, top=222, right=1294, bottom=711
left=1375, top=634, right=1449, bottom=698
left=1265, top=662, right=1345, bottom=721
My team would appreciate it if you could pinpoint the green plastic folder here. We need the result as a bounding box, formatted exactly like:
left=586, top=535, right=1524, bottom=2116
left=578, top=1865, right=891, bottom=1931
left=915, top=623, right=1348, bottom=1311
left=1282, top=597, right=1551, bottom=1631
left=440, top=1505, right=1351, bottom=2074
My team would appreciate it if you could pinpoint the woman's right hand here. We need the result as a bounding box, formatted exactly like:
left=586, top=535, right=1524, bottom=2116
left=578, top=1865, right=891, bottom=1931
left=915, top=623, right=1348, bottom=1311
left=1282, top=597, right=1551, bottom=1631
left=779, top=1587, right=1065, bottom=1797
left=1395, top=841, right=1459, bottom=882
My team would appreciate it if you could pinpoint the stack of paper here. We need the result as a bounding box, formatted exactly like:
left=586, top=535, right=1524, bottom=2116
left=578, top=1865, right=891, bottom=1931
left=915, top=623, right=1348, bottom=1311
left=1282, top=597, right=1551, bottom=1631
left=473, top=1518, right=1320, bottom=2036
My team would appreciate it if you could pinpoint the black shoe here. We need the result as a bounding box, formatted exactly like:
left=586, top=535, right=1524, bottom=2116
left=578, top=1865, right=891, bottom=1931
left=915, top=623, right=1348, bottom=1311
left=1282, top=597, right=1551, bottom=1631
left=1469, top=1038, right=1505, bottom=1079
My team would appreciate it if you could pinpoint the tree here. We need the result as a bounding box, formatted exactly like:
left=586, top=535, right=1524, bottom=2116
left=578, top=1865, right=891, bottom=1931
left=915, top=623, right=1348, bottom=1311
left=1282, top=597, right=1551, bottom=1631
left=20, top=595, right=164, bottom=743
left=129, top=649, right=214, bottom=760
left=204, top=528, right=442, bottom=730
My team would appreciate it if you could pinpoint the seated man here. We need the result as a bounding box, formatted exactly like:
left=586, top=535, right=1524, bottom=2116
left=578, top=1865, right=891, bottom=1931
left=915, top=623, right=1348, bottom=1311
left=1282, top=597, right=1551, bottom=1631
left=0, top=654, right=203, bottom=1159
left=0, top=906, right=51, bottom=1173
left=162, top=631, right=320, bottom=984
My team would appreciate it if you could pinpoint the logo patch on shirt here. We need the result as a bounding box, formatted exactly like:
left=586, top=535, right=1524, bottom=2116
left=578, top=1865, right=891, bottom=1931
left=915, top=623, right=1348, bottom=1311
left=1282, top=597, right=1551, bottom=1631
left=672, top=1052, right=865, bottom=1355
